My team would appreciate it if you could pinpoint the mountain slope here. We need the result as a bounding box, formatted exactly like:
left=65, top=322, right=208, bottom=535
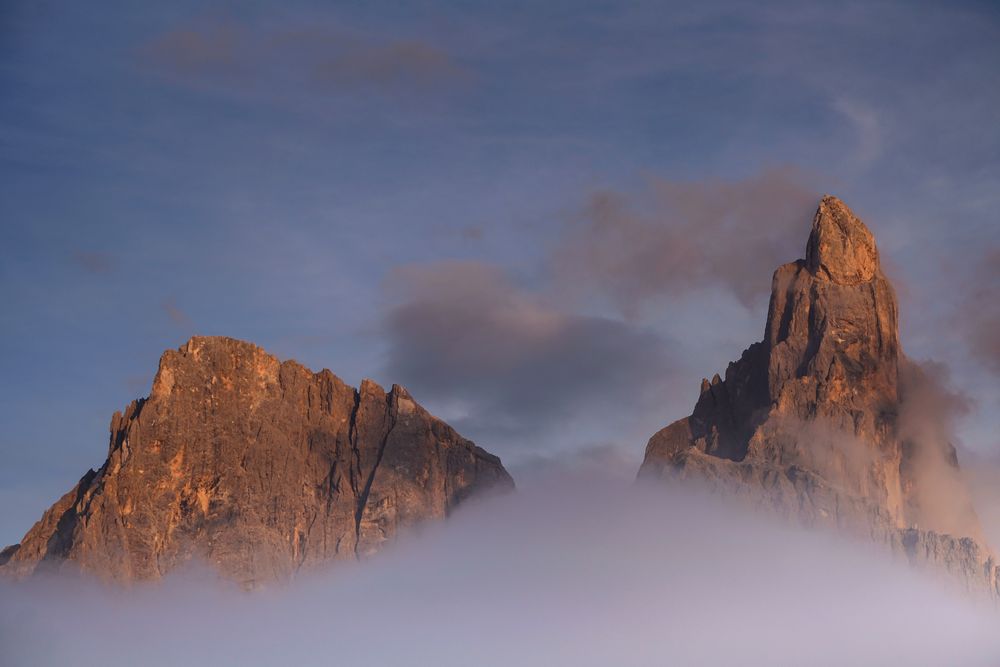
left=639, top=196, right=998, bottom=595
left=0, top=337, right=513, bottom=586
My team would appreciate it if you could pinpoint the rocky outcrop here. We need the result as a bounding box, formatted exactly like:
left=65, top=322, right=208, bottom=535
left=639, top=196, right=999, bottom=595
left=1, top=337, right=513, bottom=586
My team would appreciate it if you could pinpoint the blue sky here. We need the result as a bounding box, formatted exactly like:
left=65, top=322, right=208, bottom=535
left=1, top=0, right=998, bottom=545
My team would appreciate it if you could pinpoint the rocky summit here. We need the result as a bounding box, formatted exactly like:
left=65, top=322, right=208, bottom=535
left=0, top=337, right=513, bottom=586
left=639, top=195, right=999, bottom=595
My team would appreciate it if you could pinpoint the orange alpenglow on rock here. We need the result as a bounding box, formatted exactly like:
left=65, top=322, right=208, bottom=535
left=805, top=195, right=880, bottom=285
left=639, top=195, right=998, bottom=595
left=0, top=337, right=513, bottom=587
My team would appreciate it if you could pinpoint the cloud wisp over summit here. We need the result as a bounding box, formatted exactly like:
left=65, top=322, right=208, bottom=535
left=552, top=167, right=820, bottom=315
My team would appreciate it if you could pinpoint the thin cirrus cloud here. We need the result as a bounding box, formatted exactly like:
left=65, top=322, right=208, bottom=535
left=833, top=97, right=882, bottom=166
left=380, top=260, right=673, bottom=443
left=142, top=19, right=471, bottom=94
left=551, top=167, right=821, bottom=317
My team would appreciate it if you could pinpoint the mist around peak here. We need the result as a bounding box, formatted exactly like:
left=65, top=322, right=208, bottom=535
left=2, top=465, right=998, bottom=667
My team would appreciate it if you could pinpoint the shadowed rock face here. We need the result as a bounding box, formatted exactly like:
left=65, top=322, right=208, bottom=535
left=639, top=195, right=999, bottom=595
left=0, top=337, right=513, bottom=586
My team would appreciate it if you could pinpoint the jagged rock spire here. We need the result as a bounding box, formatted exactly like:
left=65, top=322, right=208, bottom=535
left=640, top=196, right=997, bottom=596
left=805, top=195, right=879, bottom=284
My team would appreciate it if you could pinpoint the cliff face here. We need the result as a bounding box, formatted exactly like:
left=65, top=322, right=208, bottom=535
left=0, top=337, right=513, bottom=586
left=639, top=196, right=998, bottom=595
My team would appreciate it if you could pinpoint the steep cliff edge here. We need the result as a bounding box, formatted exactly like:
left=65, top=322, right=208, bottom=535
left=1, top=337, right=513, bottom=586
left=639, top=196, right=999, bottom=595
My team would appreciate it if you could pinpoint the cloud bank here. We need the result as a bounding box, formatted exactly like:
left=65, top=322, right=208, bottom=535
left=2, top=471, right=998, bottom=666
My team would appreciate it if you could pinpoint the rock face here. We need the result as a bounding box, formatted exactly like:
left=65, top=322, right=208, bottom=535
left=639, top=196, right=999, bottom=595
left=0, top=337, right=513, bottom=586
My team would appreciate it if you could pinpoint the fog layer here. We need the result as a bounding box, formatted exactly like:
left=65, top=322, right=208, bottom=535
left=2, top=469, right=998, bottom=666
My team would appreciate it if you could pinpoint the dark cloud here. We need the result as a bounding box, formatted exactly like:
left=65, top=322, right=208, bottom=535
left=379, top=169, right=824, bottom=450
left=70, top=251, right=115, bottom=275
left=143, top=20, right=469, bottom=94
left=381, top=261, right=672, bottom=443
left=960, top=248, right=1000, bottom=374
left=552, top=168, right=820, bottom=317
left=507, top=442, right=641, bottom=484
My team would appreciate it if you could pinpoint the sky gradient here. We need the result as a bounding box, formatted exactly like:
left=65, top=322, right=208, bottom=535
left=1, top=0, right=999, bottom=545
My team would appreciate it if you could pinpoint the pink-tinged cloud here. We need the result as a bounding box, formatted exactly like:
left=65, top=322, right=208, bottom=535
left=553, top=167, right=820, bottom=316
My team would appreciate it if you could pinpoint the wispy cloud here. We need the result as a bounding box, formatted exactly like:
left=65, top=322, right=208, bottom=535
left=162, top=298, right=194, bottom=330
left=314, top=38, right=468, bottom=89
left=70, top=251, right=115, bottom=275
left=898, top=359, right=981, bottom=540
left=552, top=167, right=820, bottom=316
left=833, top=97, right=882, bottom=165
left=143, top=19, right=471, bottom=95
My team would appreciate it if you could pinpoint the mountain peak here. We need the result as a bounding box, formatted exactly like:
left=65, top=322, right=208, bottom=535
left=805, top=195, right=879, bottom=285
left=1, top=339, right=513, bottom=585
left=641, top=194, right=997, bottom=596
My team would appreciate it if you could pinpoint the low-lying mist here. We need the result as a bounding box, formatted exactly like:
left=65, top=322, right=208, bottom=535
left=2, top=464, right=998, bottom=666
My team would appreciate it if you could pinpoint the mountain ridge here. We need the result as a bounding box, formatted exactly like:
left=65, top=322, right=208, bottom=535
left=0, top=336, right=513, bottom=586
